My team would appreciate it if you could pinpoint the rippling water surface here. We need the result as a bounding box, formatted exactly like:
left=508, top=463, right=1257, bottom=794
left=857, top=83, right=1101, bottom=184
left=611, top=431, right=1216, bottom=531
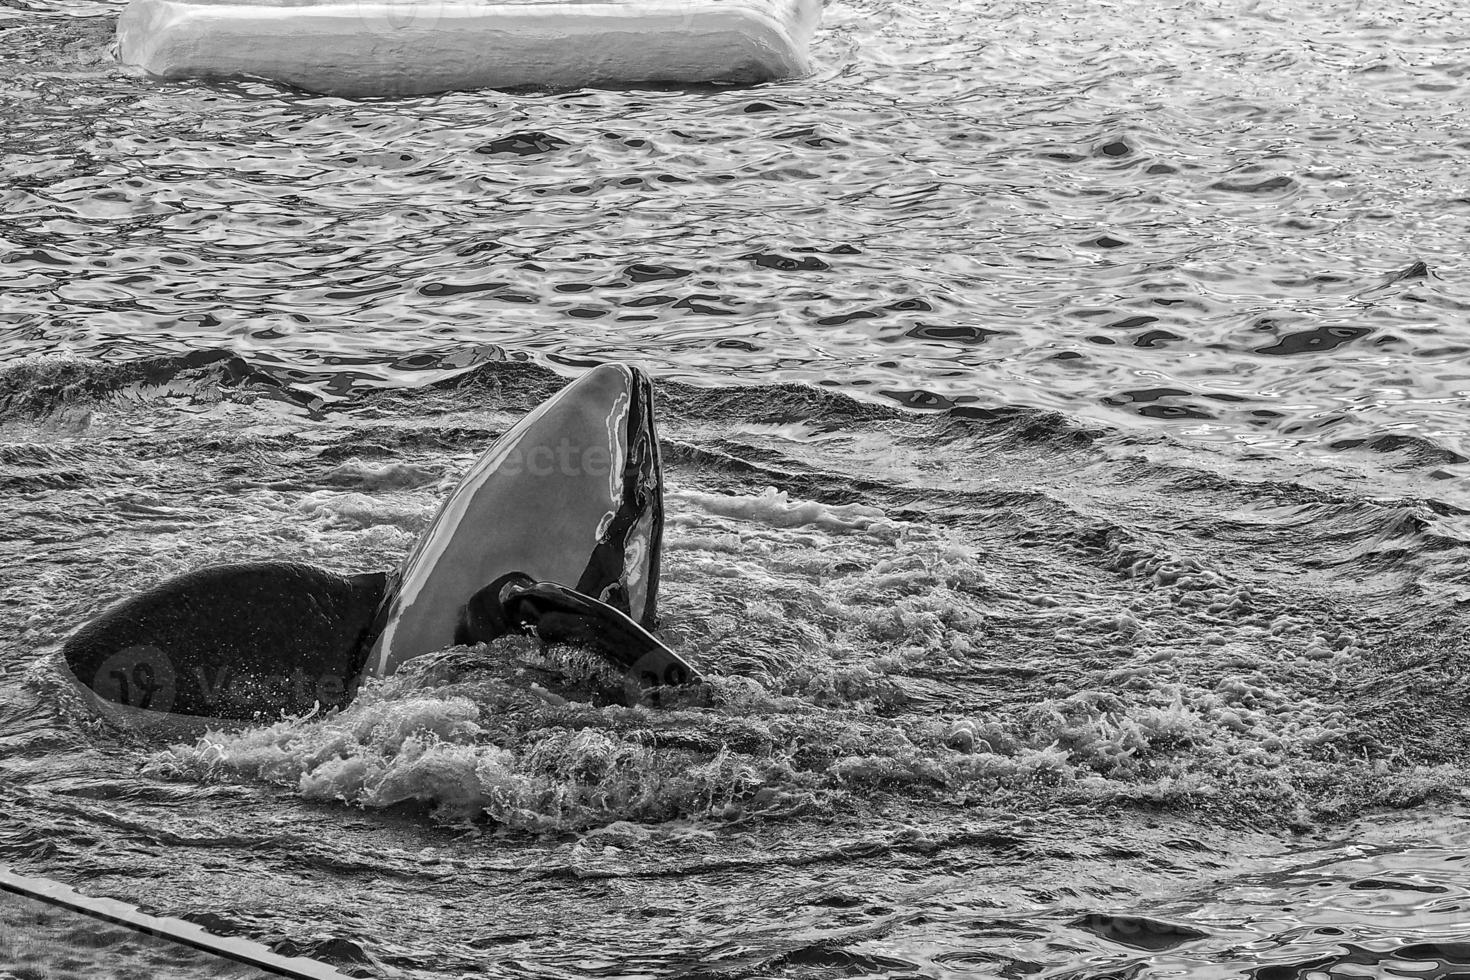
left=3, top=0, right=1470, bottom=977
left=5, top=0, right=1470, bottom=469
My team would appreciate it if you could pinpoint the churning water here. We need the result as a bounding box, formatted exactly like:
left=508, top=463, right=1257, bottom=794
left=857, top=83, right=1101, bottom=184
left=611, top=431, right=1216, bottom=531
left=3, top=0, right=1470, bottom=976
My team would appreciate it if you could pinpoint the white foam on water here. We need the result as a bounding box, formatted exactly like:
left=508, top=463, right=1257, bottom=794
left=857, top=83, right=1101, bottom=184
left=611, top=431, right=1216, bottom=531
left=319, top=460, right=443, bottom=491
left=294, top=490, right=434, bottom=531
left=123, top=461, right=1465, bottom=848
left=669, top=486, right=899, bottom=536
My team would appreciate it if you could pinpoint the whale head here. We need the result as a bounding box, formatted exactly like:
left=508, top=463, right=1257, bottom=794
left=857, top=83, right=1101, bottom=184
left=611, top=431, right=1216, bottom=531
left=367, top=362, right=664, bottom=678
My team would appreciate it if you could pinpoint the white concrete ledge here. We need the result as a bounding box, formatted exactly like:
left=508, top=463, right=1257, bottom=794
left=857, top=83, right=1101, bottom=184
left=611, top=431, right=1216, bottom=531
left=116, top=0, right=821, bottom=96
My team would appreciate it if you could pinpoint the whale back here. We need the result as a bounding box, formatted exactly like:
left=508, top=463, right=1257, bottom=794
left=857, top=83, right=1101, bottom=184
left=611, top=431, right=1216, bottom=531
left=61, top=562, right=385, bottom=724
left=366, top=362, right=663, bottom=677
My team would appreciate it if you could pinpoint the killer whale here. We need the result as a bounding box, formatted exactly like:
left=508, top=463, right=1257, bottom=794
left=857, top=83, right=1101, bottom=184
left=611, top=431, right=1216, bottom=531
left=59, top=364, right=696, bottom=726
left=368, top=361, right=663, bottom=677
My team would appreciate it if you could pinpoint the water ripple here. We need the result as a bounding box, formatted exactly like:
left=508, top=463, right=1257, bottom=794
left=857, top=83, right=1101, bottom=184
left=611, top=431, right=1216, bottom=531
left=2, top=0, right=1469, bottom=487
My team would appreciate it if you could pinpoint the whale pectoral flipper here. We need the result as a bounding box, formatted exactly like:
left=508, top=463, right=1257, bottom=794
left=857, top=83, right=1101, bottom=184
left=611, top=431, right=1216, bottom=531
left=460, top=573, right=697, bottom=689
left=455, top=571, right=537, bottom=647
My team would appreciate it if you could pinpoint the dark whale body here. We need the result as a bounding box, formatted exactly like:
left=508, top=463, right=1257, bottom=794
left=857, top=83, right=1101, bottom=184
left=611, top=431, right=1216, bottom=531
left=63, top=563, right=385, bottom=719
left=58, top=364, right=697, bottom=727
